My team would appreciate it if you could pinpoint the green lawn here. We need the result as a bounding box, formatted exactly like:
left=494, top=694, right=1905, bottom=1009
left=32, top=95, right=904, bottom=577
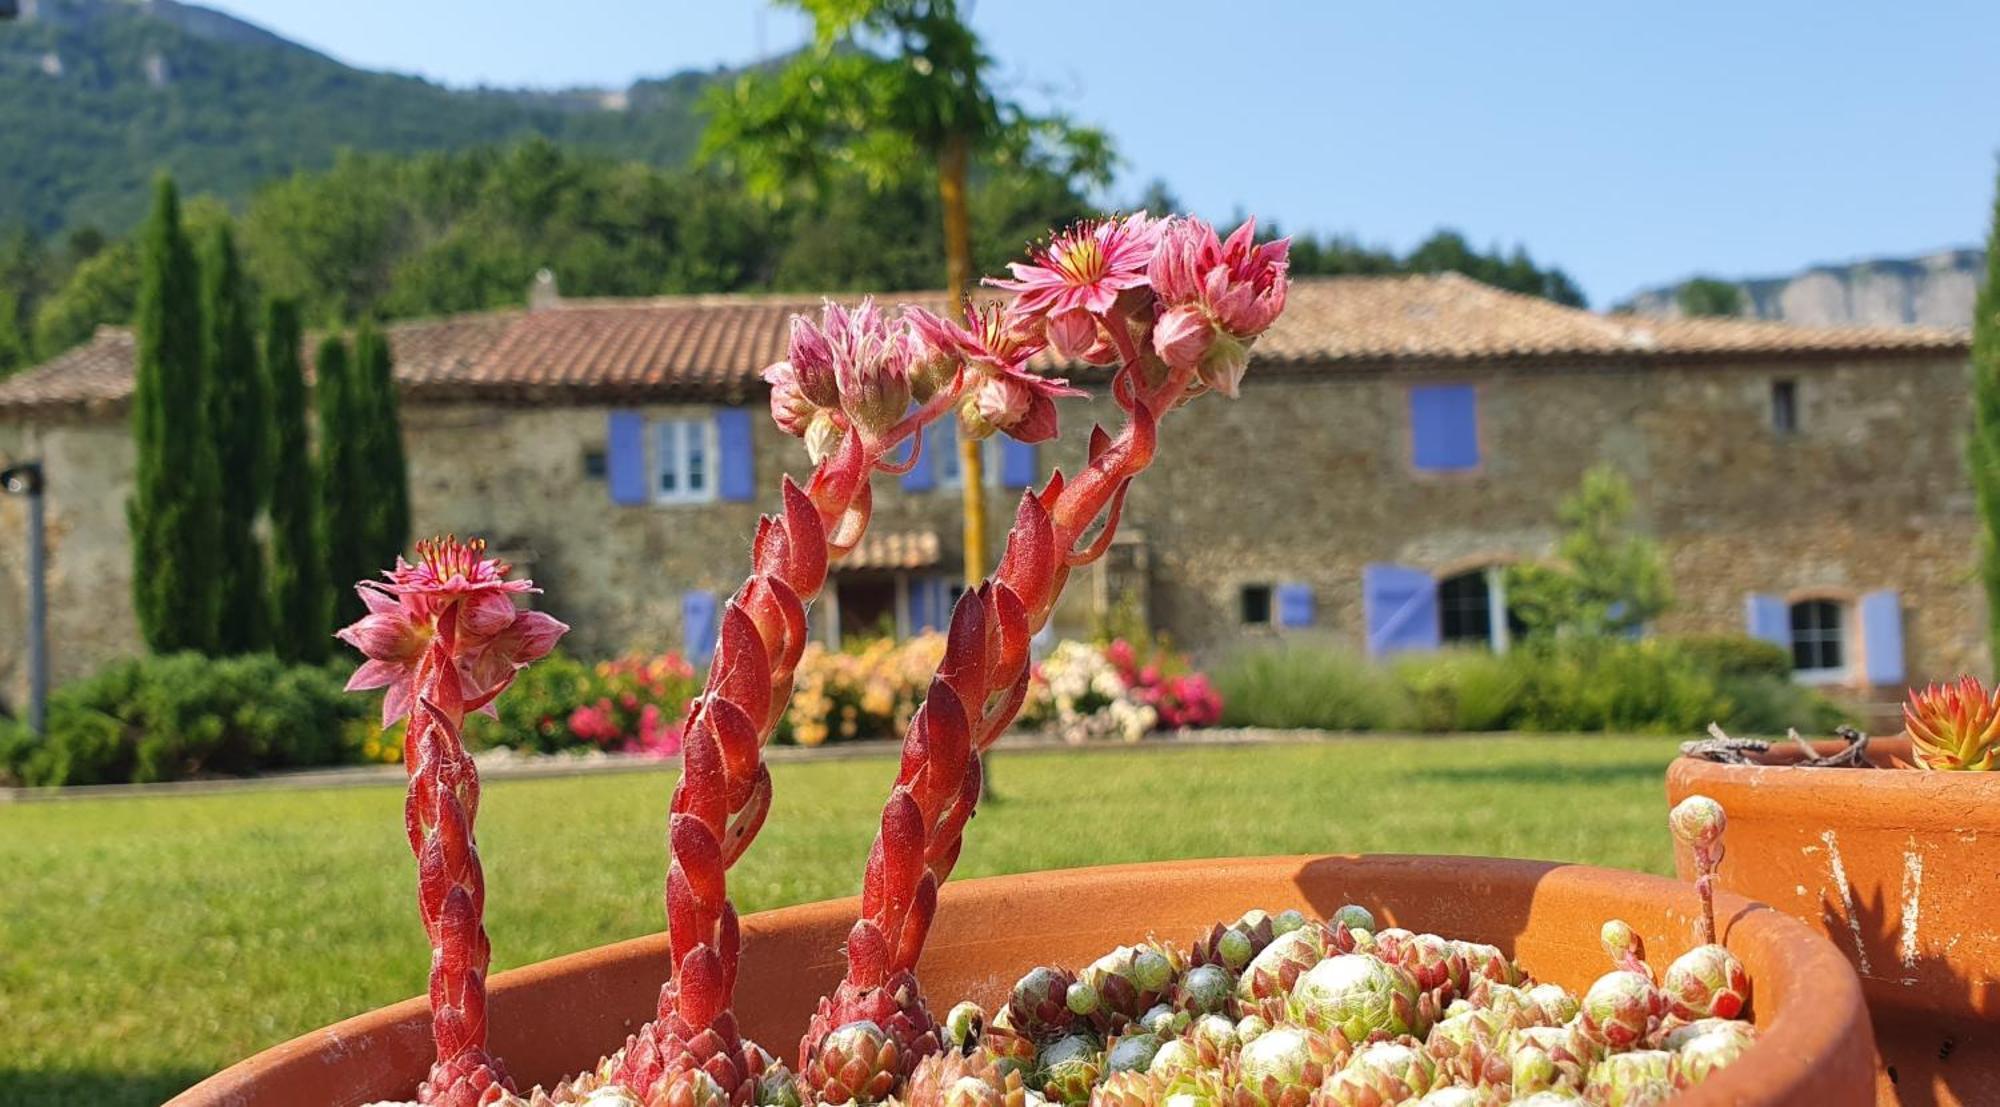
left=0, top=735, right=1681, bottom=1106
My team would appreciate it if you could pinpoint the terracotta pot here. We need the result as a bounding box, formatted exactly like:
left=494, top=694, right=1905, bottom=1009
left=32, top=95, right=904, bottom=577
left=170, top=855, right=1871, bottom=1107
left=1670, top=737, right=2000, bottom=1106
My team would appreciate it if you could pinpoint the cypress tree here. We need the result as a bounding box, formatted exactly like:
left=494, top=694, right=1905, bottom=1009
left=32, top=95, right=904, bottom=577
left=201, top=222, right=269, bottom=653
left=129, top=175, right=222, bottom=653
left=315, top=333, right=371, bottom=624
left=1973, top=164, right=2000, bottom=651
left=353, top=320, right=410, bottom=567
left=266, top=299, right=330, bottom=662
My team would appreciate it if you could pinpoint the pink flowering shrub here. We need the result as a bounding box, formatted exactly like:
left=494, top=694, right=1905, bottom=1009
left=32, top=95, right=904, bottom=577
left=1023, top=636, right=1224, bottom=742
left=460, top=650, right=699, bottom=756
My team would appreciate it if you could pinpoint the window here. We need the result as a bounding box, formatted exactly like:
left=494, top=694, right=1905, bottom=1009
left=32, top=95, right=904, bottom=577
left=1771, top=379, right=1798, bottom=434
left=1409, top=385, right=1480, bottom=472
left=938, top=433, right=1005, bottom=490
left=1240, top=584, right=1273, bottom=626
left=1789, top=599, right=1846, bottom=680
left=582, top=448, right=608, bottom=479
left=654, top=419, right=717, bottom=505
left=1438, top=567, right=1527, bottom=651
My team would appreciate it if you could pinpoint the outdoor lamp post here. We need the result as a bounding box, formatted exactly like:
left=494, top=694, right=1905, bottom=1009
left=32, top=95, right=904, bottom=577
left=2, top=460, right=46, bottom=735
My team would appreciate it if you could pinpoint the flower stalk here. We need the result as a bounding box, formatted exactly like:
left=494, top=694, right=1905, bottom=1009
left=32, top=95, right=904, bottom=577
left=799, top=214, right=1291, bottom=1096
left=338, top=536, right=568, bottom=1106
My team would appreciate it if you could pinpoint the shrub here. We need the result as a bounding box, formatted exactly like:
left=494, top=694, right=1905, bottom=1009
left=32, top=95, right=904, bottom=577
left=1393, top=648, right=1525, bottom=732
left=785, top=634, right=947, bottom=746
left=1505, top=639, right=1727, bottom=734
left=457, top=650, right=700, bottom=757
left=1663, top=634, right=1794, bottom=682
left=1020, top=637, right=1223, bottom=742
left=1214, top=645, right=1409, bottom=731
left=0, top=652, right=364, bottom=786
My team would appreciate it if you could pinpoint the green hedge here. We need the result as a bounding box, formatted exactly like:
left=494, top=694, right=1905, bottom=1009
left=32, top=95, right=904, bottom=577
left=1215, top=635, right=1848, bottom=736
left=0, top=653, right=366, bottom=786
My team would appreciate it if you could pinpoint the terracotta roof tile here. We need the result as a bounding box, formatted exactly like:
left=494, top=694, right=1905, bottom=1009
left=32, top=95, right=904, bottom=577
left=0, top=276, right=1967, bottom=415
left=835, top=530, right=944, bottom=572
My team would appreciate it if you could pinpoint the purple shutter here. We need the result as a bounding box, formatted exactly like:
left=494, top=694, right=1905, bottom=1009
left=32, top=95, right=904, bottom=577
left=1859, top=590, right=1905, bottom=686
left=1275, top=582, right=1315, bottom=629
left=909, top=575, right=935, bottom=632
left=607, top=410, right=648, bottom=505
left=901, top=427, right=936, bottom=493
left=715, top=408, right=754, bottom=501
left=1363, top=563, right=1440, bottom=656
left=682, top=590, right=719, bottom=666
left=1001, top=437, right=1038, bottom=488
left=1409, top=385, right=1480, bottom=471
left=1744, top=594, right=1789, bottom=650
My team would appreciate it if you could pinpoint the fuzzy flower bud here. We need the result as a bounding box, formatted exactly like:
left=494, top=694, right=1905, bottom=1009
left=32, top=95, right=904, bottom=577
left=1661, top=944, right=1750, bottom=1020
left=1599, top=919, right=1647, bottom=975
left=1669, top=795, right=1727, bottom=852
left=764, top=361, right=823, bottom=438
left=786, top=315, right=842, bottom=409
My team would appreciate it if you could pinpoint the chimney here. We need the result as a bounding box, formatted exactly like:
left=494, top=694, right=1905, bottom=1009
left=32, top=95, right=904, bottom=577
left=529, top=269, right=561, bottom=312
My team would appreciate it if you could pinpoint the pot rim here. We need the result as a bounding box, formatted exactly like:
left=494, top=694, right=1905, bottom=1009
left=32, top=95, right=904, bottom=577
left=169, top=854, right=1872, bottom=1107
left=1670, top=736, right=2000, bottom=830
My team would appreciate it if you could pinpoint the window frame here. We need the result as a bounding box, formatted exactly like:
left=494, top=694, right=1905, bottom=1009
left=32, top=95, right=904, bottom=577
left=1787, top=597, right=1849, bottom=684
left=1437, top=565, right=1521, bottom=653
left=652, top=416, right=720, bottom=506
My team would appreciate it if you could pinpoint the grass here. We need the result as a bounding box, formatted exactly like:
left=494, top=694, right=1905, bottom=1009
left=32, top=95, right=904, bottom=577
left=0, top=735, right=1682, bottom=1105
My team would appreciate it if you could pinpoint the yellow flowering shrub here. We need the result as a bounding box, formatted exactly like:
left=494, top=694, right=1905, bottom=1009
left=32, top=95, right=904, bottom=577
left=783, top=632, right=947, bottom=746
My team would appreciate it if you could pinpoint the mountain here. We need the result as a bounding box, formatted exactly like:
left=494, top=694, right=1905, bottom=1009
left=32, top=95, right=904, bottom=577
left=0, top=0, right=731, bottom=235
left=1617, top=248, right=1983, bottom=328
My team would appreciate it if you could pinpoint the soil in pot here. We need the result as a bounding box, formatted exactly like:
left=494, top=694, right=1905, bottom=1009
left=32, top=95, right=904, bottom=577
left=1669, top=736, right=2000, bottom=1107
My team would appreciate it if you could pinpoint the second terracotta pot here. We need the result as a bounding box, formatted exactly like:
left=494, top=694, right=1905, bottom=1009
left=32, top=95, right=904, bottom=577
left=169, top=854, right=1871, bottom=1107
left=1669, top=737, right=2000, bottom=1106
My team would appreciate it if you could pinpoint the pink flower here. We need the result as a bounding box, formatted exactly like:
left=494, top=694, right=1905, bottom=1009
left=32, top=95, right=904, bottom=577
left=338, top=536, right=569, bottom=726
left=763, top=299, right=914, bottom=444
left=987, top=213, right=1163, bottom=338
left=907, top=301, right=1080, bottom=444
left=1147, top=217, right=1291, bottom=398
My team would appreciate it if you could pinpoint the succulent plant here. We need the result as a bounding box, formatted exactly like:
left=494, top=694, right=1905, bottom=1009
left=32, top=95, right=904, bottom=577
left=1010, top=967, right=1084, bottom=1042
left=1583, top=1049, right=1675, bottom=1107
left=1287, top=954, right=1427, bottom=1042
left=1905, top=675, right=2000, bottom=771
left=1577, top=971, right=1661, bottom=1050
left=1511, top=1091, right=1586, bottom=1106
left=1374, top=930, right=1466, bottom=997
left=1666, top=1019, right=1756, bottom=1087
left=1668, top=796, right=1728, bottom=947
left=1316, top=1040, right=1437, bottom=1107
left=1078, top=944, right=1186, bottom=1034
left=1229, top=1025, right=1348, bottom=1107
left=1329, top=905, right=1377, bottom=935
left=946, top=1002, right=989, bottom=1053
left=752, top=1063, right=805, bottom=1107
left=1189, top=1015, right=1239, bottom=1055
left=1500, top=1024, right=1598, bottom=1093
left=1233, top=1015, right=1272, bottom=1044
left=1597, top=920, right=1649, bottom=978
left=1106, top=1033, right=1164, bottom=1075
left=984, top=1025, right=1042, bottom=1083
left=1421, top=1008, right=1510, bottom=1088
left=1660, top=944, right=1750, bottom=1021
left=804, top=1020, right=907, bottom=1104
left=1192, top=910, right=1279, bottom=971
left=1411, top=1086, right=1503, bottom=1107
left=1234, top=927, right=1333, bottom=1007
left=1088, top=1069, right=1159, bottom=1107
left=1037, top=1033, right=1106, bottom=1105
left=1524, top=984, right=1579, bottom=1027
left=905, top=1043, right=1032, bottom=1107
left=1174, top=964, right=1236, bottom=1017
left=1450, top=942, right=1521, bottom=990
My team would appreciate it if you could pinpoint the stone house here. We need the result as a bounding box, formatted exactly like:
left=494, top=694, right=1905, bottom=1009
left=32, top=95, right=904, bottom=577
left=0, top=274, right=1978, bottom=711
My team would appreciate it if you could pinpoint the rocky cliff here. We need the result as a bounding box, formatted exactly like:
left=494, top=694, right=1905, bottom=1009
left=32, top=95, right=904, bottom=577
left=1620, top=248, right=1983, bottom=327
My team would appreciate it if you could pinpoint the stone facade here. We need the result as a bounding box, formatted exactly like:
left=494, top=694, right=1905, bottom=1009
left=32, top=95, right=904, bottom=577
left=0, top=350, right=1982, bottom=713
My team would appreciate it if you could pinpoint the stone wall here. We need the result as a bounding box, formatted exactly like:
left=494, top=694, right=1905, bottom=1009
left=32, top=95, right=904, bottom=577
left=0, top=352, right=1983, bottom=710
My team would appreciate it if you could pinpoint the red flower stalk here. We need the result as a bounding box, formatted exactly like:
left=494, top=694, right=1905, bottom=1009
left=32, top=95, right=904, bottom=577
left=799, top=216, right=1291, bottom=1098
left=339, top=537, right=568, bottom=1107
left=1669, top=794, right=1728, bottom=946
left=606, top=301, right=980, bottom=1105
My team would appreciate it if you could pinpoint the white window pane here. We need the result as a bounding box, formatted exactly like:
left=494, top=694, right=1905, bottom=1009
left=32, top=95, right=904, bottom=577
left=687, top=422, right=707, bottom=492
left=658, top=422, right=680, bottom=494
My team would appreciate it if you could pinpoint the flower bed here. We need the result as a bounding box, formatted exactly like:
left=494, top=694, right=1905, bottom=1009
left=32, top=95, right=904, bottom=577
left=1023, top=637, right=1224, bottom=742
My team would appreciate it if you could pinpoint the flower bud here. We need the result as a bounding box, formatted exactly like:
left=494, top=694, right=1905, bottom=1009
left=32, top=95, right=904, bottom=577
left=1152, top=303, right=1216, bottom=374
left=1047, top=309, right=1099, bottom=360
left=1599, top=919, right=1645, bottom=971
left=764, top=361, right=822, bottom=438
left=336, top=611, right=427, bottom=663
left=804, top=411, right=844, bottom=465
left=974, top=375, right=1033, bottom=435
left=786, top=316, right=841, bottom=409
left=1670, top=795, right=1727, bottom=850
left=460, top=589, right=521, bottom=639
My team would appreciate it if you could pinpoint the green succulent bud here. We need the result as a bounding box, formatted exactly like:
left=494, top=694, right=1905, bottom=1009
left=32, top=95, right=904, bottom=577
left=580, top=1088, right=645, bottom=1107
left=753, top=1067, right=804, bottom=1107
left=1191, top=1013, right=1236, bottom=1049
left=1178, top=964, right=1233, bottom=1015
left=1237, top=1026, right=1320, bottom=1088
left=1271, top=909, right=1309, bottom=936
left=1234, top=1014, right=1271, bottom=1042
left=1037, top=1033, right=1103, bottom=1106
left=1527, top=983, right=1580, bottom=1026
left=1330, top=904, right=1376, bottom=934
left=1510, top=1043, right=1559, bottom=1097
left=1149, top=1036, right=1200, bottom=1077
left=1670, top=1020, right=1756, bottom=1085
left=1066, top=981, right=1100, bottom=1016
left=1585, top=1049, right=1675, bottom=1107
left=1514, top=1092, right=1586, bottom=1106
left=1217, top=929, right=1255, bottom=970
left=944, top=1001, right=985, bottom=1051
left=1133, top=949, right=1174, bottom=992
left=1105, top=1032, right=1162, bottom=1074
left=1140, top=1003, right=1188, bottom=1037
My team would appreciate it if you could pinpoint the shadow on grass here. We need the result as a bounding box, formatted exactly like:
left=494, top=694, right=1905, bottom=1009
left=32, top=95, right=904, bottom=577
left=0, top=1064, right=212, bottom=1107
left=1413, top=758, right=1664, bottom=787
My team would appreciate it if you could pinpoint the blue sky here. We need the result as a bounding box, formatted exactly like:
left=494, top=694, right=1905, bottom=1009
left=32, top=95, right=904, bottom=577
left=206, top=0, right=2000, bottom=307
